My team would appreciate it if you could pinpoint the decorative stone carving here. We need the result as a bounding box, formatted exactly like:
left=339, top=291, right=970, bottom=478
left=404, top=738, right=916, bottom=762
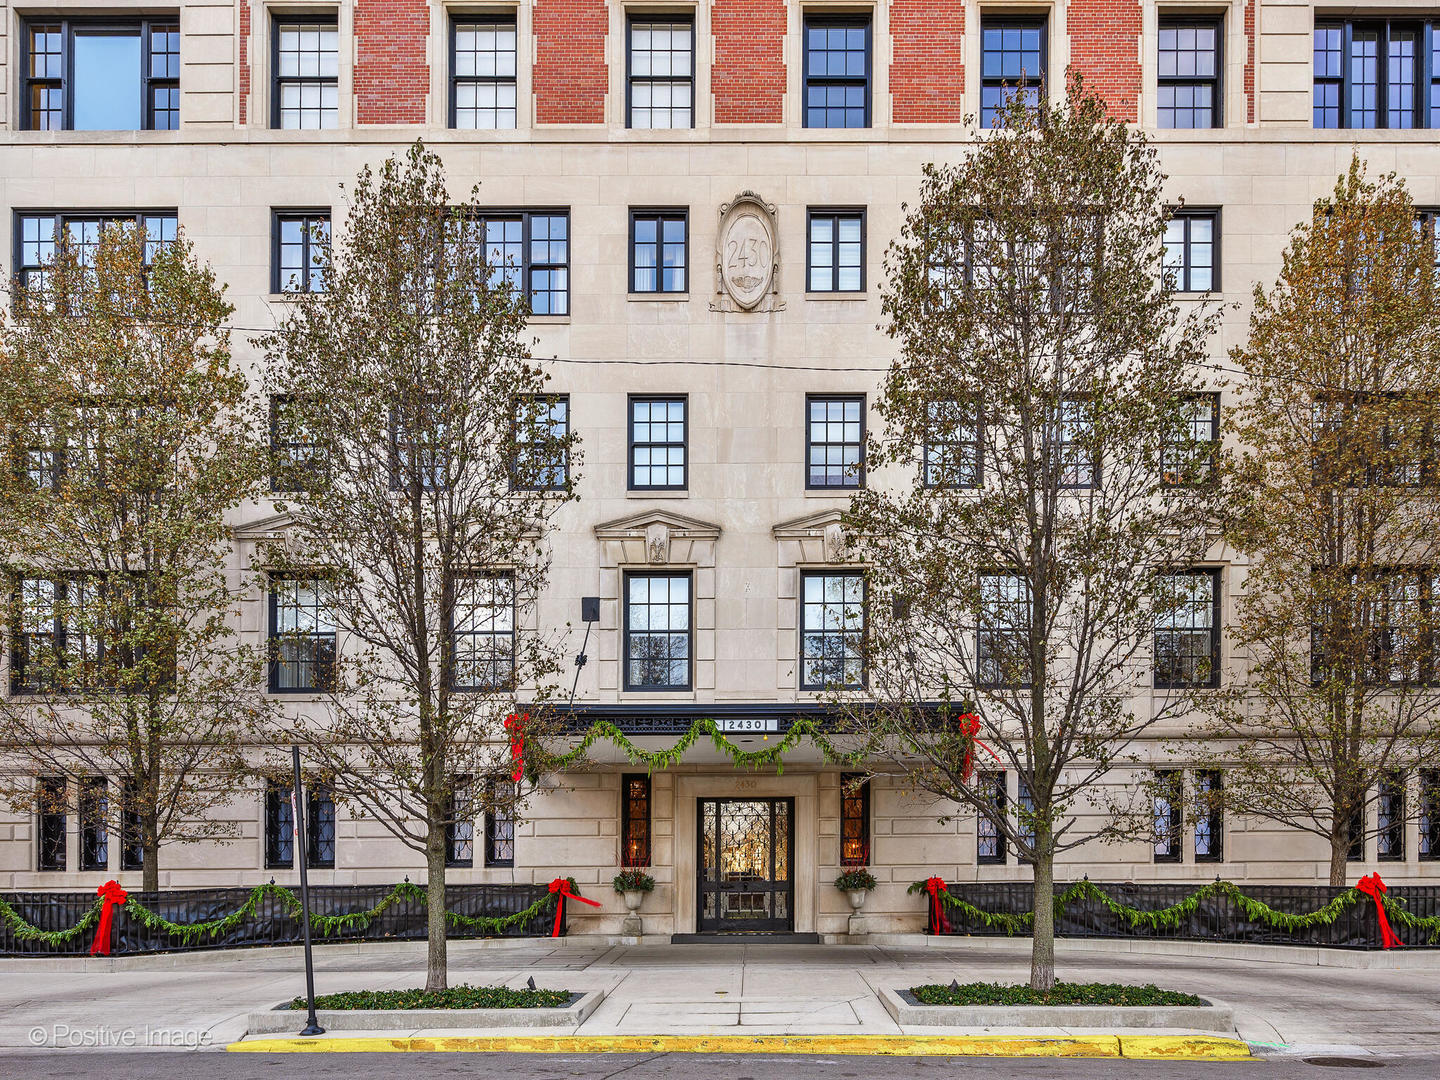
left=646, top=522, right=669, bottom=564
left=823, top=522, right=847, bottom=562
left=712, top=191, right=784, bottom=312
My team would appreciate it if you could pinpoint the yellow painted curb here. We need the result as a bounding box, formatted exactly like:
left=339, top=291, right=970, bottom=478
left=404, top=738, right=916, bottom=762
left=1119, top=1036, right=1254, bottom=1060
left=227, top=1033, right=1253, bottom=1058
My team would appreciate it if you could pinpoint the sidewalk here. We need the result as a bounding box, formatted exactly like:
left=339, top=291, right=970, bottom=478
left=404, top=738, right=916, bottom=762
left=3, top=937, right=1436, bottom=1057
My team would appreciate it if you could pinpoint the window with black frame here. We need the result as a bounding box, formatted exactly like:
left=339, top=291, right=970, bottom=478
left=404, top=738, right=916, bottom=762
left=803, top=15, right=871, bottom=128
left=1158, top=18, right=1221, bottom=128
left=273, top=18, right=338, bottom=129
left=120, top=777, right=143, bottom=872
left=976, top=771, right=1007, bottom=864
left=1314, top=21, right=1440, bottom=129
left=629, top=396, right=687, bottom=490
left=625, top=572, right=692, bottom=691
left=1377, top=773, right=1406, bottom=861
left=10, top=575, right=107, bottom=695
left=630, top=211, right=688, bottom=294
left=450, top=573, right=515, bottom=692
left=923, top=398, right=982, bottom=489
left=1163, top=210, right=1218, bottom=292
left=268, top=576, right=335, bottom=693
left=1016, top=777, right=1035, bottom=858
left=307, top=783, right=336, bottom=869
left=1155, top=569, right=1221, bottom=689
left=477, top=212, right=570, bottom=315
left=484, top=777, right=515, bottom=867
left=1162, top=393, right=1220, bottom=486
left=79, top=776, right=108, bottom=872
left=23, top=19, right=179, bottom=131
left=806, top=395, right=865, bottom=489
left=37, top=776, right=66, bottom=871
left=264, top=779, right=295, bottom=869
left=1422, top=769, right=1440, bottom=859
left=628, top=17, right=694, bottom=128
left=622, top=773, right=651, bottom=867
left=269, top=394, right=327, bottom=492
left=839, top=773, right=870, bottom=866
left=800, top=572, right=866, bottom=691
left=1057, top=398, right=1098, bottom=488
left=1194, top=768, right=1223, bottom=862
left=273, top=211, right=330, bottom=294
left=1349, top=802, right=1365, bottom=861
left=16, top=212, right=178, bottom=292
left=452, top=17, right=518, bottom=129
left=980, top=18, right=1046, bottom=128
left=448, top=775, right=475, bottom=868
left=511, top=394, right=570, bottom=491
left=807, top=211, right=865, bottom=293
left=1153, top=770, right=1183, bottom=862
left=978, top=572, right=1031, bottom=688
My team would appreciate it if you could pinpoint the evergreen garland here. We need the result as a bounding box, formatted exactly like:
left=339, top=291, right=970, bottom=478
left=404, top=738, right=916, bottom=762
left=0, top=895, right=103, bottom=947
left=908, top=877, right=1440, bottom=944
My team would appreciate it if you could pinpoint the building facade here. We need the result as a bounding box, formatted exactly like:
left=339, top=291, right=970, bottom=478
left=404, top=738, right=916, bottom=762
left=1, top=0, right=1439, bottom=938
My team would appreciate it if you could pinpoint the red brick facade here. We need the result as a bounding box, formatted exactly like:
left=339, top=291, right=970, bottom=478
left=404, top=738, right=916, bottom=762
left=713, top=0, right=787, bottom=124
left=890, top=0, right=964, bottom=124
left=534, top=0, right=609, bottom=124
left=355, top=0, right=430, bottom=124
left=239, top=0, right=250, bottom=125
left=1067, top=0, right=1142, bottom=122
left=1245, top=0, right=1256, bottom=123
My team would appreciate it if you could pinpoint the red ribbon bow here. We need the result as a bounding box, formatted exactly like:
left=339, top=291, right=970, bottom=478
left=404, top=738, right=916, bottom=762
left=89, top=880, right=129, bottom=957
left=956, top=713, right=999, bottom=783
left=505, top=713, right=527, bottom=784
left=547, top=877, right=601, bottom=938
left=1356, top=873, right=1403, bottom=950
left=924, top=876, right=951, bottom=935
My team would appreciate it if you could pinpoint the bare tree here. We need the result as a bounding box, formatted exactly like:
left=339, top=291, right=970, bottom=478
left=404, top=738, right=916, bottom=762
left=0, top=224, right=268, bottom=892
left=841, top=82, right=1221, bottom=990
left=259, top=142, right=580, bottom=991
left=1191, top=159, right=1440, bottom=885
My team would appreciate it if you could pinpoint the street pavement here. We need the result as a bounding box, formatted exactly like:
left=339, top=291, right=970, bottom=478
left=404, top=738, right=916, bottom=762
left=1, top=937, right=1436, bottom=1058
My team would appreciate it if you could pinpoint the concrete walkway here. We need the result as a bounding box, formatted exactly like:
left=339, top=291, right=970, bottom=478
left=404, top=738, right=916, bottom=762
left=3, top=938, right=1436, bottom=1056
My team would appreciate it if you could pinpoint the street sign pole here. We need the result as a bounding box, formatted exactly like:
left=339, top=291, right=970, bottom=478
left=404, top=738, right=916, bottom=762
left=292, top=745, right=325, bottom=1037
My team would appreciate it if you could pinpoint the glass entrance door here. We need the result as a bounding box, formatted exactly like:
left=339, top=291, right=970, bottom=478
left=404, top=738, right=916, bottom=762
left=697, top=798, right=794, bottom=932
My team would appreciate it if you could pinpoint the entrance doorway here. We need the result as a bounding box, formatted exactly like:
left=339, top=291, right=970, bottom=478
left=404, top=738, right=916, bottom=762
left=696, top=798, right=794, bottom=933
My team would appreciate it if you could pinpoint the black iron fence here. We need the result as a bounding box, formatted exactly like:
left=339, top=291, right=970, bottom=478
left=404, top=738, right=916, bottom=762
left=934, top=880, right=1440, bottom=949
left=0, top=882, right=557, bottom=957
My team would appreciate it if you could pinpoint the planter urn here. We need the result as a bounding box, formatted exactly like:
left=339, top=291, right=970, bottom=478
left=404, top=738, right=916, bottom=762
left=620, top=889, right=645, bottom=936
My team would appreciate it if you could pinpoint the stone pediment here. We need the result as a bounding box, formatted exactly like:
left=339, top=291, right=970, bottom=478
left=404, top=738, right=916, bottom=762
left=594, top=509, right=722, bottom=567
left=771, top=509, right=852, bottom=564
left=230, top=511, right=296, bottom=542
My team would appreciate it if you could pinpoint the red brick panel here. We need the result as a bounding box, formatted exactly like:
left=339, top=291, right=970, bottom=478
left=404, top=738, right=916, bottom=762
left=1066, top=0, right=1141, bottom=122
left=534, top=0, right=609, bottom=124
left=355, top=0, right=430, bottom=124
left=1244, top=0, right=1255, bottom=122
left=713, top=0, right=786, bottom=124
left=239, top=0, right=250, bottom=125
left=891, top=0, right=964, bottom=124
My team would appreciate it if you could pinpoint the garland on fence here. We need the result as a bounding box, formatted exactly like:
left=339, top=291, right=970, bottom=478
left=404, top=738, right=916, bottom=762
left=537, top=716, right=871, bottom=775
left=906, top=877, right=1440, bottom=944
left=0, top=879, right=564, bottom=950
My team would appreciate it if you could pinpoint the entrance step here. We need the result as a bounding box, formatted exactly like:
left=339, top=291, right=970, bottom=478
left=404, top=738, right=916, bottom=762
left=669, top=932, right=821, bottom=945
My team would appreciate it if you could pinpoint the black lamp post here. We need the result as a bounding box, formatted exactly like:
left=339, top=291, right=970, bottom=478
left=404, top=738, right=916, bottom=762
left=291, top=745, right=325, bottom=1037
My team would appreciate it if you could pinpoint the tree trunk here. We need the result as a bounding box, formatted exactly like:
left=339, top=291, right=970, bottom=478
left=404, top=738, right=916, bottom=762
left=1029, top=825, right=1056, bottom=992
left=141, top=811, right=159, bottom=894
left=425, top=823, right=448, bottom=993
left=1328, top=830, right=1349, bottom=889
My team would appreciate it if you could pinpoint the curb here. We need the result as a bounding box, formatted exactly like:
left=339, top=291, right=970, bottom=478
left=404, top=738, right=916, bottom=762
left=226, top=1033, right=1254, bottom=1058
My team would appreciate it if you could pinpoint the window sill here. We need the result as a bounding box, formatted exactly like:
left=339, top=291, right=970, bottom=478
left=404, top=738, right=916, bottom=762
left=529, top=315, right=572, bottom=325
left=804, top=292, right=869, bottom=302
left=804, top=487, right=861, bottom=498
left=626, top=489, right=689, bottom=499
left=627, top=292, right=690, bottom=303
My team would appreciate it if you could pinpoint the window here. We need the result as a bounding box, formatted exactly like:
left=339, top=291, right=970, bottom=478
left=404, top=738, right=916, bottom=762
left=264, top=779, right=295, bottom=869
left=807, top=211, right=865, bottom=293
left=1314, top=21, right=1440, bottom=129
left=1016, top=777, right=1035, bottom=855
left=268, top=576, right=335, bottom=693
left=450, top=573, right=515, bottom=691
left=628, top=17, right=694, bottom=128
left=1158, top=18, right=1221, bottom=128
left=390, top=397, right=448, bottom=492
left=511, top=395, right=570, bottom=490
left=448, top=775, right=475, bottom=868
left=1155, top=569, right=1221, bottom=688
left=1310, top=393, right=1440, bottom=489
left=981, top=18, right=1046, bottom=127
left=622, top=773, right=652, bottom=867
left=1163, top=211, right=1218, bottom=292
left=22, top=19, right=179, bottom=131
left=806, top=395, right=865, bottom=489
left=273, top=211, right=329, bottom=294
left=273, top=19, right=338, bottom=129
left=839, top=773, right=871, bottom=866
left=1153, top=770, right=1183, bottom=862
left=1348, top=801, right=1365, bottom=861
left=1378, top=773, right=1406, bottom=861
left=1194, top=768, right=1223, bottom=862
left=924, top=399, right=982, bottom=489
left=803, top=16, right=871, bottom=128
left=484, top=777, right=515, bottom=867
left=120, top=777, right=143, bottom=872
left=630, top=211, right=688, bottom=294
left=1422, top=769, right=1440, bottom=860
left=10, top=575, right=108, bottom=695
left=15, top=212, right=178, bottom=291
left=1057, top=398, right=1097, bottom=488
left=451, top=17, right=518, bottom=129
left=80, top=777, right=108, bottom=873
left=307, top=783, right=336, bottom=869
left=977, top=771, right=1007, bottom=865
left=978, top=573, right=1032, bottom=688
left=269, top=394, right=327, bottom=492
left=37, top=776, right=66, bottom=871
left=801, top=572, right=866, bottom=691
left=629, top=396, right=687, bottom=490
left=1162, top=393, right=1220, bottom=486
left=624, top=572, right=692, bottom=691
left=1418, top=209, right=1440, bottom=275
left=477, top=212, right=570, bottom=315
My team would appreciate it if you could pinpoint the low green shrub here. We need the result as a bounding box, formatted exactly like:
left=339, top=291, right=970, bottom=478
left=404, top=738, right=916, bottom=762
left=834, top=868, right=878, bottom=892
left=908, top=981, right=1204, bottom=1007
left=286, top=985, right=573, bottom=1010
left=613, top=869, right=657, bottom=893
